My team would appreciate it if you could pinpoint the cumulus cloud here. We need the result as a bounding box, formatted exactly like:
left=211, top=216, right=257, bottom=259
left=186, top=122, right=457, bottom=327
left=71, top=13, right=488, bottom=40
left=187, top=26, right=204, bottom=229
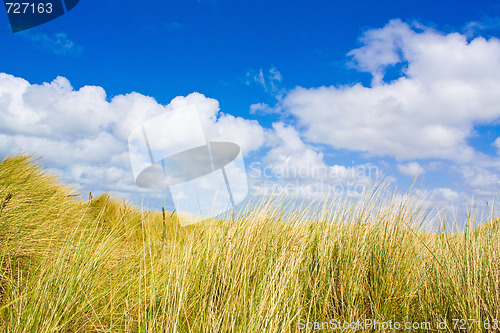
left=282, top=19, right=500, bottom=163
left=249, top=102, right=275, bottom=115
left=458, top=165, right=500, bottom=196
left=263, top=122, right=329, bottom=179
left=248, top=122, right=380, bottom=199
left=434, top=187, right=461, bottom=202
left=164, top=92, right=267, bottom=155
left=397, top=162, right=425, bottom=177
left=165, top=22, right=184, bottom=31
left=6, top=18, right=500, bottom=216
left=0, top=73, right=267, bottom=203
left=494, top=137, right=500, bottom=154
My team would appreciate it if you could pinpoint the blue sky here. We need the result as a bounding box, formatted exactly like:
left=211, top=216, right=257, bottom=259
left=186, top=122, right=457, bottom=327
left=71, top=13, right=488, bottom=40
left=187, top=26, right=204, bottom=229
left=2, top=0, right=500, bottom=223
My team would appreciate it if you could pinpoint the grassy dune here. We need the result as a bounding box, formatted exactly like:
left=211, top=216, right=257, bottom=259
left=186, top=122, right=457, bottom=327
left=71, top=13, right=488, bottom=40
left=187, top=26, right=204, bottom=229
left=0, top=155, right=499, bottom=332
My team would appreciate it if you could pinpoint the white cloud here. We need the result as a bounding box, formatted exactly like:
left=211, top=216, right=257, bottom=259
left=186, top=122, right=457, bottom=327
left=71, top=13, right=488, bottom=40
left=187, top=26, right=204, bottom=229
left=494, top=137, right=500, bottom=154
left=434, top=187, right=461, bottom=202
left=458, top=166, right=500, bottom=196
left=0, top=73, right=267, bottom=203
left=214, top=114, right=267, bottom=154
left=164, top=92, right=267, bottom=155
left=165, top=22, right=184, bottom=31
left=1, top=72, right=383, bottom=209
left=282, top=19, right=500, bottom=163
left=397, top=162, right=425, bottom=177
left=263, top=122, right=328, bottom=179
left=249, top=102, right=274, bottom=114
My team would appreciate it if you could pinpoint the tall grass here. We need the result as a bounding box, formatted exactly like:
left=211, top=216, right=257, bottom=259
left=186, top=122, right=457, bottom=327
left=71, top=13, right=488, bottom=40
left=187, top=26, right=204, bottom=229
left=0, top=155, right=499, bottom=332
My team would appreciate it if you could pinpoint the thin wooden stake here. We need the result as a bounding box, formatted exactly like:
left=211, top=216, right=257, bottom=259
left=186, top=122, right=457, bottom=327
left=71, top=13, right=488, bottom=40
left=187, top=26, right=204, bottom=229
left=162, top=207, right=166, bottom=243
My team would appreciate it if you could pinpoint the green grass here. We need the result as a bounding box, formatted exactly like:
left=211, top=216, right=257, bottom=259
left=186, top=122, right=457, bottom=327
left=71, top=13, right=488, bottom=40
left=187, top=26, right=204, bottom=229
left=0, top=155, right=499, bottom=332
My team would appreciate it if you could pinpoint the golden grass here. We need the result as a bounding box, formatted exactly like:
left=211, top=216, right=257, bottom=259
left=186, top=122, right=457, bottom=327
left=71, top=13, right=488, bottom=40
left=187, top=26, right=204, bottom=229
left=0, top=155, right=499, bottom=332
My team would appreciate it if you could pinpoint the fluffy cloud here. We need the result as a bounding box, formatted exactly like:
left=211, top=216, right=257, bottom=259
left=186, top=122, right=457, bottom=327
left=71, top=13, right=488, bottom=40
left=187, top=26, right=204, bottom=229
left=249, top=102, right=275, bottom=115
left=282, top=19, right=500, bottom=163
left=494, top=137, right=500, bottom=154
left=458, top=165, right=500, bottom=196
left=397, top=162, right=425, bottom=177
left=0, top=73, right=268, bottom=203
left=20, top=31, right=84, bottom=56
left=248, top=122, right=380, bottom=199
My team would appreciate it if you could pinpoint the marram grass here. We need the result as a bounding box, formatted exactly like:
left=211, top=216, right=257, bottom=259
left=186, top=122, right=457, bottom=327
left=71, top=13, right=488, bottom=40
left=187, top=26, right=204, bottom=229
left=0, top=155, right=499, bottom=332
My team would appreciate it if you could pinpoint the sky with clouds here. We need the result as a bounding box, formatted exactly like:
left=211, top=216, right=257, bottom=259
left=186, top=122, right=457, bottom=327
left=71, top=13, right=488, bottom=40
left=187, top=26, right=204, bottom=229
left=1, top=0, right=500, bottom=225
